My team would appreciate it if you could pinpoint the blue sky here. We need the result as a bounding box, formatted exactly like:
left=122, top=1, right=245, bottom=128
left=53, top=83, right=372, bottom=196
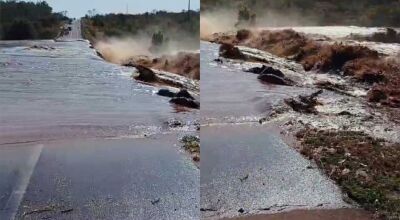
left=37, top=0, right=200, bottom=18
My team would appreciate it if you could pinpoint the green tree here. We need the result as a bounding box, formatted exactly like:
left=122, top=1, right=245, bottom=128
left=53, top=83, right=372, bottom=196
left=5, top=20, right=36, bottom=40
left=0, top=1, right=70, bottom=40
left=152, top=31, right=164, bottom=46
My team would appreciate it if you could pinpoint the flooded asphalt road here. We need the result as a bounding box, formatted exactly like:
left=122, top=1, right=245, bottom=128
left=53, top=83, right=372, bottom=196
left=200, top=42, right=353, bottom=219
left=200, top=42, right=309, bottom=125
left=0, top=32, right=197, bottom=143
left=0, top=21, right=199, bottom=219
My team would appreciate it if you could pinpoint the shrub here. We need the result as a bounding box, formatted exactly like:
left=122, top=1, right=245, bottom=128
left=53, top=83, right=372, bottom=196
left=4, top=20, right=36, bottom=40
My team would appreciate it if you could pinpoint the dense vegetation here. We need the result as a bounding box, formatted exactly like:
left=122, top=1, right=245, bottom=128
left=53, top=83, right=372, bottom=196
left=0, top=0, right=70, bottom=40
left=82, top=10, right=199, bottom=44
left=201, top=0, right=400, bottom=27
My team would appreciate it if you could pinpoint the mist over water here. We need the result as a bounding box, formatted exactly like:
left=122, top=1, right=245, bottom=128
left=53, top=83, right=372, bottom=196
left=94, top=33, right=200, bottom=64
left=200, top=9, right=237, bottom=38
left=200, top=7, right=319, bottom=40
left=95, top=37, right=152, bottom=64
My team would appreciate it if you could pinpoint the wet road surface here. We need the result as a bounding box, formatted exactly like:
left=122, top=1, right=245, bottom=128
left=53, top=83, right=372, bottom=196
left=200, top=42, right=309, bottom=124
left=200, top=42, right=350, bottom=219
left=0, top=35, right=196, bottom=144
left=0, top=136, right=199, bottom=220
left=200, top=125, right=348, bottom=219
left=0, top=21, right=199, bottom=219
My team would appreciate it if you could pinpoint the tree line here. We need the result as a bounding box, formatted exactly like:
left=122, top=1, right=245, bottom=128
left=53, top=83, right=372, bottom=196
left=82, top=10, right=200, bottom=44
left=201, top=0, right=400, bottom=27
left=0, top=0, right=70, bottom=40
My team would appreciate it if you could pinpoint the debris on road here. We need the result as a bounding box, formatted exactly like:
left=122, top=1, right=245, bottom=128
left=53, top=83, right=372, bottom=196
left=284, top=90, right=323, bottom=114
left=151, top=198, right=161, bottom=205
left=239, top=174, right=249, bottom=182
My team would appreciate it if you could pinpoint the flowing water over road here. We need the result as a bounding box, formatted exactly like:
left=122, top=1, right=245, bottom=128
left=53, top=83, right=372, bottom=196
left=200, top=40, right=374, bottom=219
left=0, top=38, right=197, bottom=144
left=200, top=42, right=311, bottom=125
left=200, top=26, right=400, bottom=219
left=0, top=21, right=199, bottom=220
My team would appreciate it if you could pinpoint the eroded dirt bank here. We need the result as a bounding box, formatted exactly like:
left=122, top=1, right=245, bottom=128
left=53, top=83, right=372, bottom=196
left=202, top=26, right=400, bottom=219
left=122, top=52, right=200, bottom=80
left=92, top=39, right=200, bottom=110
left=205, top=28, right=400, bottom=108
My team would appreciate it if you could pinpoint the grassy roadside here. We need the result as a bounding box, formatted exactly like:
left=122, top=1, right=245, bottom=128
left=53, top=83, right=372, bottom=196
left=296, top=129, right=400, bottom=219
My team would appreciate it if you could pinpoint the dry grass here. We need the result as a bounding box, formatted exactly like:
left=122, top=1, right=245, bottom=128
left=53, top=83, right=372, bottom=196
left=297, top=129, right=400, bottom=220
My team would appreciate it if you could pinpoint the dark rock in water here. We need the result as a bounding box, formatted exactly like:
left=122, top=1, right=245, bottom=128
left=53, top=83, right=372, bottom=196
left=213, top=58, right=223, bottom=64
left=176, top=89, right=194, bottom=100
left=158, top=88, right=195, bottom=101
left=315, top=81, right=347, bottom=91
left=134, top=65, right=157, bottom=82
left=245, top=66, right=265, bottom=74
left=219, top=43, right=246, bottom=60
left=258, top=74, right=289, bottom=86
left=170, top=97, right=200, bottom=109
left=285, top=90, right=323, bottom=114
left=246, top=65, right=285, bottom=78
left=164, top=119, right=183, bottom=128
left=123, top=61, right=135, bottom=67
left=238, top=208, right=245, bottom=213
left=366, top=28, right=400, bottom=44
left=248, top=65, right=294, bottom=86
left=96, top=51, right=104, bottom=59
left=157, top=89, right=176, bottom=98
